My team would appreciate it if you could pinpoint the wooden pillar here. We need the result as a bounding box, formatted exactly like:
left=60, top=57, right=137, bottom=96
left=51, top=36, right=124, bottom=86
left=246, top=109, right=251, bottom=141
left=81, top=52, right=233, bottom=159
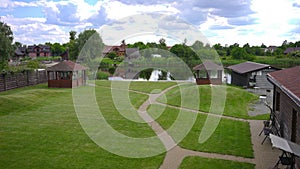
left=3, top=74, right=6, bottom=91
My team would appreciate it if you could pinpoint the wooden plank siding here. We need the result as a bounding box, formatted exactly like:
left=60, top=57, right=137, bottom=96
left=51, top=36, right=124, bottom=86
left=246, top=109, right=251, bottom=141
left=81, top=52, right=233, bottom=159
left=0, top=70, right=47, bottom=92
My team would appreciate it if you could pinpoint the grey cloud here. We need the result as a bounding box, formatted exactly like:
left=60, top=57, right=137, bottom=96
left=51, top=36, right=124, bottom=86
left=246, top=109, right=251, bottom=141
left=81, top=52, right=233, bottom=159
left=43, top=3, right=80, bottom=26
left=87, top=7, right=110, bottom=27
left=293, top=3, right=300, bottom=8
left=209, top=25, right=234, bottom=30
left=117, top=0, right=255, bottom=25
left=191, top=0, right=254, bottom=18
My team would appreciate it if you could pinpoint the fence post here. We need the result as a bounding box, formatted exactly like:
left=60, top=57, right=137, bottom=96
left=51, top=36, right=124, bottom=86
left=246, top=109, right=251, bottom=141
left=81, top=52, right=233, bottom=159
left=3, top=74, right=6, bottom=91
left=26, top=70, right=29, bottom=86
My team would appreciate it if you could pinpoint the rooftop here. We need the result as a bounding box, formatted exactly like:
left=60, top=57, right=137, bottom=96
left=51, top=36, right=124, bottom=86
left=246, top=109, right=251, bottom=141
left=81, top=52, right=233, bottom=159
left=47, top=60, right=87, bottom=72
left=193, top=61, right=223, bottom=71
left=227, top=61, right=271, bottom=74
left=268, top=66, right=300, bottom=105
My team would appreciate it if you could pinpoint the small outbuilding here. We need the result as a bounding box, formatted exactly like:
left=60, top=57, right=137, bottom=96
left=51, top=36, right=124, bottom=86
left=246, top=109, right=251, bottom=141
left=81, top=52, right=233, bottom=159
left=193, top=61, right=223, bottom=85
left=47, top=60, right=87, bottom=88
left=227, top=61, right=279, bottom=88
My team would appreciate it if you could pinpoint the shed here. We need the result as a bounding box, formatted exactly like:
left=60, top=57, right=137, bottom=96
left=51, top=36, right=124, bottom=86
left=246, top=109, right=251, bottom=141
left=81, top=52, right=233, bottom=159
left=193, top=61, right=223, bottom=85
left=47, top=60, right=87, bottom=88
left=227, top=61, right=279, bottom=88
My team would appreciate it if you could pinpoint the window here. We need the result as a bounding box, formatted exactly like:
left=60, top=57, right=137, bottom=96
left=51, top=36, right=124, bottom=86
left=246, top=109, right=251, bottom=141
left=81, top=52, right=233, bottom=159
left=291, top=109, right=298, bottom=142
left=275, top=91, right=280, bottom=111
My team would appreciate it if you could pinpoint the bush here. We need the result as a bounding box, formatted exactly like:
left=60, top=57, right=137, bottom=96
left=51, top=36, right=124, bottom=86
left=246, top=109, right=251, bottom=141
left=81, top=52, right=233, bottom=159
left=108, top=67, right=115, bottom=75
left=96, top=71, right=109, bottom=80
left=26, top=60, right=40, bottom=69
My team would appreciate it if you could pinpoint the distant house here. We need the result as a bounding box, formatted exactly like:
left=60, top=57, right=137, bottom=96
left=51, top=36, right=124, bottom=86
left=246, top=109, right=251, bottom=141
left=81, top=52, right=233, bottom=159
left=60, top=49, right=69, bottom=60
left=103, top=44, right=126, bottom=57
left=28, top=45, right=51, bottom=58
left=264, top=46, right=277, bottom=53
left=267, top=66, right=300, bottom=168
left=227, top=61, right=279, bottom=88
left=193, top=61, right=223, bottom=85
left=284, top=47, right=300, bottom=55
left=14, top=46, right=27, bottom=60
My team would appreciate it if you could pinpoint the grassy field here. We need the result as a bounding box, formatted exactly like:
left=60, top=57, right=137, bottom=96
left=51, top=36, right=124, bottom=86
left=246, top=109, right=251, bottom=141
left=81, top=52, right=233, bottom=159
left=156, top=84, right=267, bottom=119
left=148, top=104, right=253, bottom=158
left=0, top=83, right=165, bottom=169
left=179, top=156, right=255, bottom=169
left=0, top=81, right=257, bottom=168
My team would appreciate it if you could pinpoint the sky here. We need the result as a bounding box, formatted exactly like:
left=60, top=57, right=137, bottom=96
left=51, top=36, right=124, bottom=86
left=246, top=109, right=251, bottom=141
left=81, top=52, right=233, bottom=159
left=1, top=0, right=300, bottom=46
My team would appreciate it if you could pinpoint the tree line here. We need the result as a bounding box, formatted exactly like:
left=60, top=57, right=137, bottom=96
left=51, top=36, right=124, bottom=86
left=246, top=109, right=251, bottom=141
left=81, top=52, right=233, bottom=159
left=1, top=19, right=300, bottom=72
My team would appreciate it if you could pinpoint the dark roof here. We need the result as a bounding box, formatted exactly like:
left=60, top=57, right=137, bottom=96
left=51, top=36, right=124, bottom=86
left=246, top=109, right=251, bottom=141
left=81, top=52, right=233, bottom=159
left=283, top=47, right=300, bottom=54
left=15, top=46, right=26, bottom=56
left=227, top=61, right=271, bottom=74
left=28, top=45, right=51, bottom=52
left=268, top=66, right=300, bottom=105
left=47, top=60, right=87, bottom=71
left=103, top=45, right=126, bottom=54
left=193, top=61, right=223, bottom=71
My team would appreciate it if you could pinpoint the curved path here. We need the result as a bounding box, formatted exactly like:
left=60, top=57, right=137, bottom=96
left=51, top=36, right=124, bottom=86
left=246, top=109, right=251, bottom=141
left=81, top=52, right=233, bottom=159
left=134, top=84, right=262, bottom=169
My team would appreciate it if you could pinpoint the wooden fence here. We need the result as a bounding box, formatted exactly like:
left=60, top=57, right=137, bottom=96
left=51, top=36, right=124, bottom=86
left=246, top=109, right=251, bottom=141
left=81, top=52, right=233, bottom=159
left=0, top=70, right=47, bottom=92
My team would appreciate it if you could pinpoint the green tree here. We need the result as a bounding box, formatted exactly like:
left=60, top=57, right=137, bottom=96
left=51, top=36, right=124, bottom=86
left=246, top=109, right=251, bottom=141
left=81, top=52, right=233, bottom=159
left=68, top=31, right=78, bottom=60
left=26, top=60, right=40, bottom=69
left=50, top=42, right=66, bottom=56
left=106, top=52, right=118, bottom=60
left=231, top=47, right=248, bottom=60
left=77, top=29, right=98, bottom=53
left=191, top=40, right=204, bottom=51
left=69, top=31, right=76, bottom=41
left=0, top=21, right=14, bottom=71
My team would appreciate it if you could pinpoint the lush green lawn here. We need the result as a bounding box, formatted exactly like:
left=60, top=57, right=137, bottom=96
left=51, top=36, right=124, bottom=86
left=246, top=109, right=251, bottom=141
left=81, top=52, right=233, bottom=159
left=0, top=83, right=165, bottom=169
left=148, top=104, right=254, bottom=158
left=156, top=84, right=266, bottom=119
left=95, top=80, right=176, bottom=94
left=0, top=81, right=258, bottom=168
left=179, top=156, right=255, bottom=169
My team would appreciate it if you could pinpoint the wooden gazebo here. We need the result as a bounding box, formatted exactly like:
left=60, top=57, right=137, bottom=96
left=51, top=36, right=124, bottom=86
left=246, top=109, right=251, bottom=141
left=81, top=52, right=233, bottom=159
left=47, top=60, right=87, bottom=88
left=193, top=61, right=223, bottom=85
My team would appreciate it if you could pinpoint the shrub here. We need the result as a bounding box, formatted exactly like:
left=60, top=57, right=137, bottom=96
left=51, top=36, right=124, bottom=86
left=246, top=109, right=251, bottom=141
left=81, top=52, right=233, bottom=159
left=26, top=60, right=40, bottom=69
left=97, top=71, right=109, bottom=80
left=108, top=67, right=115, bottom=75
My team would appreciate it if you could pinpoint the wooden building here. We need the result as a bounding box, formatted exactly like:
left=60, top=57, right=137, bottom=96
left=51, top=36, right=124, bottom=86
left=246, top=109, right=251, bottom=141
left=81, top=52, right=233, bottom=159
left=103, top=44, right=126, bottom=57
left=47, top=60, right=87, bottom=88
left=28, top=45, right=51, bottom=58
left=227, top=61, right=279, bottom=88
left=193, top=61, right=223, bottom=85
left=267, top=66, right=300, bottom=168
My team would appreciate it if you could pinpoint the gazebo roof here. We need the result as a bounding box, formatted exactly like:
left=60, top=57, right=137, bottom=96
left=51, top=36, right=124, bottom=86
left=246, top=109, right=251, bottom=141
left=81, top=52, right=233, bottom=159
left=193, top=61, right=223, bottom=71
left=47, top=60, right=87, bottom=72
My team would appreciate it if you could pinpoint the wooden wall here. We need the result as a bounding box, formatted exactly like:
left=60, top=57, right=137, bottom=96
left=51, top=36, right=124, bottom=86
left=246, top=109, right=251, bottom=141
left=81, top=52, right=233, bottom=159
left=273, top=85, right=300, bottom=168
left=0, top=70, right=47, bottom=92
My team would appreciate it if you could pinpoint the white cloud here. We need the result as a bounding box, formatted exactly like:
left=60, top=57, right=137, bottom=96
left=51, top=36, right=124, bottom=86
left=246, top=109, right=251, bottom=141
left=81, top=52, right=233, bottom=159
left=103, top=1, right=179, bottom=20
left=1, top=0, right=300, bottom=46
